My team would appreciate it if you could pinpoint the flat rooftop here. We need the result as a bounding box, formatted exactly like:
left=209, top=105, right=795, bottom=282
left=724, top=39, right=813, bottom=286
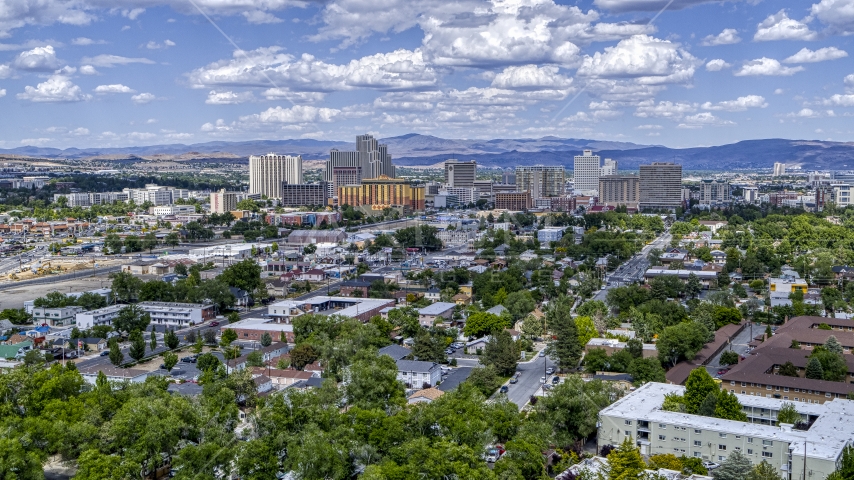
left=226, top=317, right=293, bottom=332
left=600, top=382, right=854, bottom=461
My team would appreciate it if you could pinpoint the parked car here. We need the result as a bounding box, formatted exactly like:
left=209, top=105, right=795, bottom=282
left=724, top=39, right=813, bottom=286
left=99, top=351, right=110, bottom=357
left=509, top=377, right=518, bottom=384
left=181, top=356, right=197, bottom=363
left=538, top=351, right=546, bottom=357
left=485, top=445, right=505, bottom=463
left=551, top=376, right=560, bottom=385
left=702, top=461, right=720, bottom=470
left=546, top=367, right=555, bottom=375
left=540, top=376, right=547, bottom=384
left=499, top=386, right=509, bottom=394
left=209, top=321, right=219, bottom=327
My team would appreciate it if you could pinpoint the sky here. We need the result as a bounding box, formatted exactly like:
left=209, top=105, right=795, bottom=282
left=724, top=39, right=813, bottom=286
left=0, top=0, right=853, bottom=150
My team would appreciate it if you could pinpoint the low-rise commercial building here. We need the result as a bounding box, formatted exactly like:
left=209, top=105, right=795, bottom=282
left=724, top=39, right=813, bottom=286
left=537, top=227, right=565, bottom=244
left=75, top=304, right=125, bottom=329
left=598, top=382, right=854, bottom=480
left=139, top=302, right=215, bottom=328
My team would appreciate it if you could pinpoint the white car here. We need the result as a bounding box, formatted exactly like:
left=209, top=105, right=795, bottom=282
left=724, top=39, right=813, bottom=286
left=702, top=461, right=720, bottom=470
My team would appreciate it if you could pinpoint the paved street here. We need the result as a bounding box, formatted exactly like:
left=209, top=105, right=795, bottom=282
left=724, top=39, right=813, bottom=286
left=501, top=350, right=556, bottom=408
left=593, top=232, right=670, bottom=302
left=704, top=322, right=757, bottom=376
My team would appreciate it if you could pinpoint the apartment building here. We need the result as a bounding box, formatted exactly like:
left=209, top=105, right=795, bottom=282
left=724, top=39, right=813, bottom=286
left=573, top=150, right=601, bottom=194
left=516, top=165, right=566, bottom=198
left=32, top=306, right=84, bottom=327
left=599, top=175, right=640, bottom=207
left=722, top=316, right=854, bottom=402
left=139, top=302, right=215, bottom=328
left=495, top=191, right=532, bottom=210
left=123, top=185, right=190, bottom=206
left=210, top=189, right=237, bottom=214
left=598, top=382, right=854, bottom=480
left=444, top=159, right=476, bottom=188
left=440, top=187, right=478, bottom=205
left=279, top=182, right=329, bottom=207
left=249, top=154, right=303, bottom=199
left=699, top=179, right=731, bottom=207
left=639, top=163, right=683, bottom=211
left=537, top=228, right=566, bottom=243
left=773, top=162, right=786, bottom=176
left=76, top=304, right=125, bottom=329
left=600, top=158, right=617, bottom=176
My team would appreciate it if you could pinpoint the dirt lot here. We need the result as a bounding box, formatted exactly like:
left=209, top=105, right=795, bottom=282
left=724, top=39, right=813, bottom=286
left=7, top=257, right=123, bottom=281
left=0, top=275, right=115, bottom=309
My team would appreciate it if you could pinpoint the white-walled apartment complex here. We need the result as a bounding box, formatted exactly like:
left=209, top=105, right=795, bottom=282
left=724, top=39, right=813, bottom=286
left=598, top=383, right=854, bottom=480
left=76, top=302, right=215, bottom=329
left=249, top=154, right=303, bottom=199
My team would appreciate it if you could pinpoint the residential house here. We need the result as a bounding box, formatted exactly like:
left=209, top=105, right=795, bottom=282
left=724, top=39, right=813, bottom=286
left=229, top=287, right=251, bottom=307
left=296, top=269, right=326, bottom=282
left=252, top=375, right=274, bottom=394
left=79, top=337, right=107, bottom=351
left=710, top=250, right=727, bottom=264
left=253, top=367, right=315, bottom=389
left=417, top=302, right=456, bottom=327
left=465, top=337, right=490, bottom=354
left=408, top=387, right=445, bottom=404
left=378, top=344, right=411, bottom=361
left=78, top=365, right=148, bottom=384
left=339, top=280, right=372, bottom=298
left=32, top=306, right=84, bottom=327
left=451, top=293, right=472, bottom=306
left=396, top=359, right=442, bottom=388
left=424, top=287, right=441, bottom=301
left=486, top=305, right=508, bottom=316
left=0, top=340, right=33, bottom=360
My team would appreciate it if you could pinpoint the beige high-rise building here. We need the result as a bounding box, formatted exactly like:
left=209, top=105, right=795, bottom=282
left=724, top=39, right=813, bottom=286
left=773, top=162, right=787, bottom=176
left=600, top=158, right=617, bottom=176
left=444, top=159, right=477, bottom=187
left=573, top=150, right=601, bottom=194
left=699, top=179, right=731, bottom=206
left=598, top=175, right=639, bottom=207
left=516, top=165, right=566, bottom=198
left=210, top=189, right=237, bottom=214
left=639, top=162, right=683, bottom=210
left=249, top=153, right=303, bottom=199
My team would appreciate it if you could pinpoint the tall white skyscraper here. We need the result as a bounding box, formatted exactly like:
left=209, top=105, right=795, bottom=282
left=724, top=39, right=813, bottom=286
left=600, top=158, right=617, bottom=176
left=574, top=150, right=601, bottom=194
left=249, top=153, right=303, bottom=199
left=773, top=162, right=787, bottom=177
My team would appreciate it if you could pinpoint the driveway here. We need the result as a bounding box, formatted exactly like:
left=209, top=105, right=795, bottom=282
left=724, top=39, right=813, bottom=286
left=704, top=322, right=757, bottom=376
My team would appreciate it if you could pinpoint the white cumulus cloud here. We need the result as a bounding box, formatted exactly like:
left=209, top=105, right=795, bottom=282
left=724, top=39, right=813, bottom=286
left=206, top=90, right=255, bottom=105
left=81, top=54, right=155, bottom=67
left=705, top=59, right=731, bottom=71
left=701, top=95, right=768, bottom=111
left=593, top=0, right=737, bottom=12
left=811, top=0, right=854, bottom=35
left=0, top=64, right=12, bottom=78
left=701, top=28, right=741, bottom=46
left=187, top=47, right=439, bottom=92
left=634, top=99, right=697, bottom=118
left=71, top=37, right=106, bottom=46
left=79, top=65, right=99, bottom=75
left=490, top=65, right=573, bottom=90
left=734, top=58, right=804, bottom=76
left=754, top=10, right=817, bottom=42
left=18, top=75, right=91, bottom=102
left=678, top=112, right=735, bottom=128
left=783, top=47, right=848, bottom=64
left=243, top=11, right=283, bottom=24
left=13, top=45, right=61, bottom=71
left=94, top=84, right=136, bottom=94
left=577, top=35, right=699, bottom=85
left=0, top=89, right=5, bottom=98
left=131, top=93, right=156, bottom=104
left=145, top=39, right=175, bottom=50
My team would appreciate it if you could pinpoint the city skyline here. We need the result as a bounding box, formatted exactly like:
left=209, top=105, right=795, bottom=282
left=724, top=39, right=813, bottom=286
left=0, top=0, right=852, bottom=150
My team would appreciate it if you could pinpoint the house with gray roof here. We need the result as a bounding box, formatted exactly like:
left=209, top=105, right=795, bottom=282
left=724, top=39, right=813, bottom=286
left=395, top=359, right=441, bottom=388
left=378, top=344, right=411, bottom=361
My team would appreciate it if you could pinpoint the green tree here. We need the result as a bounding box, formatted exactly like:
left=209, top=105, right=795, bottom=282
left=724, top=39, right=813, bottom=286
left=777, top=402, right=800, bottom=424
left=345, top=354, right=406, bottom=409
left=246, top=350, right=264, bottom=368
left=684, top=368, right=718, bottom=414
left=826, top=335, right=844, bottom=355
left=112, top=304, right=151, bottom=334
left=697, top=392, right=718, bottom=417
left=463, top=312, right=509, bottom=337
left=627, top=357, right=666, bottom=385
left=164, top=232, right=180, bottom=247
left=465, top=365, right=501, bottom=397
left=104, top=233, right=123, bottom=254
left=606, top=436, right=647, bottom=480
left=747, top=460, right=783, bottom=480
left=393, top=225, right=443, bottom=251
left=163, top=351, right=178, bottom=371
left=164, top=329, right=179, bottom=349
left=719, top=350, right=739, bottom=366
left=290, top=343, right=318, bottom=370
left=504, top=290, right=535, bottom=321
left=149, top=330, right=157, bottom=351
left=108, top=338, right=124, bottom=366
left=575, top=315, right=598, bottom=347
left=547, top=295, right=582, bottom=370
left=481, top=329, right=518, bottom=376
left=778, top=361, right=799, bottom=377
left=685, top=273, right=702, bottom=299
left=714, top=390, right=747, bottom=421
left=123, top=234, right=141, bottom=252
left=128, top=330, right=146, bottom=362
left=713, top=450, right=752, bottom=480
left=648, top=453, right=683, bottom=471
left=142, top=232, right=158, bottom=253
left=219, top=259, right=263, bottom=296
left=656, top=322, right=709, bottom=368
left=109, top=271, right=144, bottom=303
left=220, top=328, right=237, bottom=348
left=805, top=356, right=824, bottom=380
left=260, top=332, right=272, bottom=347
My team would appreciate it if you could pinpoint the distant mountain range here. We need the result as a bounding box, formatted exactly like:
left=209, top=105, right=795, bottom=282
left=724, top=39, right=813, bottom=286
left=3, top=134, right=854, bottom=171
